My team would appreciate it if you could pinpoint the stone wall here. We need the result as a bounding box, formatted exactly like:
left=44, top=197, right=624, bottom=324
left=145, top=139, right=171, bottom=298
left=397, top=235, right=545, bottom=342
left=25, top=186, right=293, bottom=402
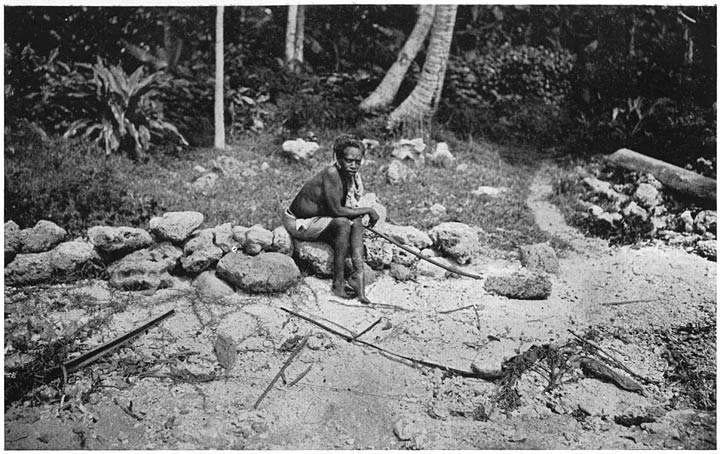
left=4, top=212, right=484, bottom=297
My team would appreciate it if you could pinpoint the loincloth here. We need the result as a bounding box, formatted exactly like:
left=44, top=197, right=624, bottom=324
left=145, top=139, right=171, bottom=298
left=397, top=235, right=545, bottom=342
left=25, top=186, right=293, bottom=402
left=282, top=208, right=333, bottom=241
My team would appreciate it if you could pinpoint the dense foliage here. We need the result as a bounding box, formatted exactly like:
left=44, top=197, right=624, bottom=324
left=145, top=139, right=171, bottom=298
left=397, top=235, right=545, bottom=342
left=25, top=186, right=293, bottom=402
left=4, top=5, right=715, bottom=165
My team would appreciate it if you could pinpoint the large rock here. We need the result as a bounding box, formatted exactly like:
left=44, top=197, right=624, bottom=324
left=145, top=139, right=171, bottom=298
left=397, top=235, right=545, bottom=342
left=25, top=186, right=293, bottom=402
left=678, top=211, right=694, bottom=233
left=294, top=241, right=334, bottom=276
left=51, top=240, right=101, bottom=274
left=387, top=159, right=412, bottom=185
left=374, top=223, right=432, bottom=249
left=193, top=270, right=236, bottom=300
left=391, top=245, right=420, bottom=267
left=596, top=212, right=623, bottom=229
left=364, top=237, right=394, bottom=269
left=232, top=226, right=249, bottom=248
left=5, top=239, right=101, bottom=286
left=5, top=220, right=22, bottom=263
left=484, top=271, right=552, bottom=299
left=190, top=172, right=219, bottom=193
left=213, top=223, right=239, bottom=254
left=695, top=240, right=716, bottom=261
left=428, top=142, right=454, bottom=168
left=181, top=230, right=224, bottom=274
left=87, top=226, right=153, bottom=257
left=282, top=139, right=320, bottom=162
left=633, top=183, right=661, bottom=208
left=583, top=177, right=628, bottom=202
left=391, top=138, right=426, bottom=163
left=621, top=201, right=649, bottom=221
left=428, top=222, right=479, bottom=265
left=389, top=263, right=416, bottom=281
left=107, top=243, right=183, bottom=291
left=694, top=210, right=717, bottom=235
left=244, top=225, right=274, bottom=256
left=416, top=254, right=453, bottom=279
left=216, top=252, right=300, bottom=293
left=5, top=251, right=54, bottom=285
left=20, top=220, right=67, bottom=253
left=429, top=203, right=447, bottom=216
left=148, top=211, right=204, bottom=244
left=520, top=243, right=559, bottom=274
left=211, top=155, right=243, bottom=176
left=270, top=226, right=294, bottom=255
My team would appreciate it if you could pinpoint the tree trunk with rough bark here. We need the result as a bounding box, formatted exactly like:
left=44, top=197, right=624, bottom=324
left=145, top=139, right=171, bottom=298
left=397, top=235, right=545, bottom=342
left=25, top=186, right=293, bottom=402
left=214, top=6, right=225, bottom=150
left=388, top=5, right=457, bottom=130
left=359, top=5, right=436, bottom=112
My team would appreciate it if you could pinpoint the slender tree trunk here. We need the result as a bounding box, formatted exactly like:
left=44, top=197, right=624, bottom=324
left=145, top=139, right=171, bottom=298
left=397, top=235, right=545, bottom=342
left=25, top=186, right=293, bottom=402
left=388, top=5, right=457, bottom=129
left=628, top=18, right=636, bottom=57
left=295, top=5, right=305, bottom=67
left=214, top=5, right=225, bottom=150
left=359, top=5, right=436, bottom=112
left=285, top=5, right=299, bottom=71
left=683, top=25, right=694, bottom=64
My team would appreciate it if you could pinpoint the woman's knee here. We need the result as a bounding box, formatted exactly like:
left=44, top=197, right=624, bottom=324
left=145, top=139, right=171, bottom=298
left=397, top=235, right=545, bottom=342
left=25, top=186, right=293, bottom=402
left=330, top=217, right=352, bottom=233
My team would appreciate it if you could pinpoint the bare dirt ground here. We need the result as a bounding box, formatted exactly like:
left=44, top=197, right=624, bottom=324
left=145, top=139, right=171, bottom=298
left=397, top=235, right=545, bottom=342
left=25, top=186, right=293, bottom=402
left=4, top=163, right=716, bottom=450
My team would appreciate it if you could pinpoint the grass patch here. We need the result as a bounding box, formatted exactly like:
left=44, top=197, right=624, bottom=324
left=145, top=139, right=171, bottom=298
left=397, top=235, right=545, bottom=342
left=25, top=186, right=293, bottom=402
left=6, top=128, right=550, bottom=251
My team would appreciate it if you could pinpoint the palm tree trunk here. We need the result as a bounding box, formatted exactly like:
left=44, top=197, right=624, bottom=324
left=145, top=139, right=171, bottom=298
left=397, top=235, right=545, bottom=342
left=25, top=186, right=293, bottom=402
left=359, top=5, right=436, bottom=112
left=285, top=5, right=299, bottom=71
left=295, top=5, right=305, bottom=67
left=388, top=5, right=457, bottom=129
left=214, top=5, right=225, bottom=150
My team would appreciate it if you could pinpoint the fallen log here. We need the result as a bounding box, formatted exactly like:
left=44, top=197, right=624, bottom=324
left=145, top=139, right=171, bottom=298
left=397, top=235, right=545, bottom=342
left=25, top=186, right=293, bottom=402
left=606, top=148, right=716, bottom=201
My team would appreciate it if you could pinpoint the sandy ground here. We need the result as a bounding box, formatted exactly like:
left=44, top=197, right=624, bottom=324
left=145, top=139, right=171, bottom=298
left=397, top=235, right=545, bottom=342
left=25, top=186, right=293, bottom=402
left=4, top=164, right=716, bottom=449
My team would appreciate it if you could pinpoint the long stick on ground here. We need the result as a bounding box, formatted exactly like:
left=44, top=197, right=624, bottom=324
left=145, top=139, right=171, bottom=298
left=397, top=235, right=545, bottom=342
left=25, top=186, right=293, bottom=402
left=366, top=226, right=483, bottom=280
left=281, top=307, right=498, bottom=380
left=253, top=335, right=309, bottom=409
left=46, top=309, right=176, bottom=380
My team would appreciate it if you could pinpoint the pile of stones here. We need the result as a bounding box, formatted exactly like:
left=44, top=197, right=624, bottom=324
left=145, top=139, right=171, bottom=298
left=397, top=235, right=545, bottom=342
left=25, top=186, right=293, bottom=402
left=577, top=169, right=716, bottom=260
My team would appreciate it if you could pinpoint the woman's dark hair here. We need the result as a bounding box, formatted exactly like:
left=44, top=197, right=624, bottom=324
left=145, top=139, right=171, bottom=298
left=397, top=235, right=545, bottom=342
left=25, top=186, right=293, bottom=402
left=333, top=134, right=365, bottom=160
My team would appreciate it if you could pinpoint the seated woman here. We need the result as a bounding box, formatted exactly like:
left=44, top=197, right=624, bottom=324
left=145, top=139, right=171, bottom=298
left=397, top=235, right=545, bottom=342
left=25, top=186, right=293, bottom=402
left=283, top=134, right=384, bottom=304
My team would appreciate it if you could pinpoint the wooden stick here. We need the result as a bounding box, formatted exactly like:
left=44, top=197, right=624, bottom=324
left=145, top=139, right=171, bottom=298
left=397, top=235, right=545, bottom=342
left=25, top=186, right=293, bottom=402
left=280, top=307, right=496, bottom=380
left=43, top=310, right=176, bottom=381
left=288, top=364, right=313, bottom=387
left=438, top=305, right=476, bottom=314
left=350, top=318, right=382, bottom=341
left=253, top=335, right=308, bottom=409
left=65, top=310, right=175, bottom=373
left=601, top=299, right=656, bottom=306
left=366, top=226, right=483, bottom=280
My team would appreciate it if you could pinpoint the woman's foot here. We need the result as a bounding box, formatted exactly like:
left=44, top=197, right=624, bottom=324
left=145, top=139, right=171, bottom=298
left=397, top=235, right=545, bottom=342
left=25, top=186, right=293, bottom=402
left=347, top=271, right=372, bottom=304
left=332, top=282, right=351, bottom=299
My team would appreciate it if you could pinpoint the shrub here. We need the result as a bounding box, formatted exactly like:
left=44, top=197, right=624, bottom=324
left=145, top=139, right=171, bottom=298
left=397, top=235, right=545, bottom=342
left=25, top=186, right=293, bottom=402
left=442, top=44, right=576, bottom=145
left=7, top=47, right=188, bottom=157
left=446, top=44, right=575, bottom=108
left=4, top=131, right=163, bottom=236
left=272, top=71, right=372, bottom=133
left=62, top=58, right=188, bottom=157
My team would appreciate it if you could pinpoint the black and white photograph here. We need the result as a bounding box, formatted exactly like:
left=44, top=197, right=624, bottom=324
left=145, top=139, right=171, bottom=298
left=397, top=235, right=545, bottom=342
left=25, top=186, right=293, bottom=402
left=3, top=2, right=717, bottom=449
